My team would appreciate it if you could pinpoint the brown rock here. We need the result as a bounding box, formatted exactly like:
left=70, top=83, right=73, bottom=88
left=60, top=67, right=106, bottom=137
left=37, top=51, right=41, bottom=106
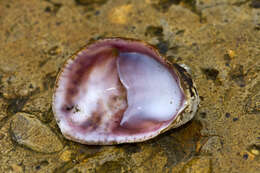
left=200, top=136, right=223, bottom=154
left=0, top=0, right=259, bottom=172
left=10, top=112, right=63, bottom=153
left=180, top=157, right=211, bottom=173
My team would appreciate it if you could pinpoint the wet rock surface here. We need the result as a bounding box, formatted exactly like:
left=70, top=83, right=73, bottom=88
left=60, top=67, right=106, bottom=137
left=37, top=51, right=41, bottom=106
left=0, top=0, right=259, bottom=172
left=10, top=112, right=63, bottom=153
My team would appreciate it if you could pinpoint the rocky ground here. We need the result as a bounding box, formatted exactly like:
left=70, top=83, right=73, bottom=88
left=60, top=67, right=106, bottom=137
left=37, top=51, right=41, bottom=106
left=0, top=0, right=259, bottom=172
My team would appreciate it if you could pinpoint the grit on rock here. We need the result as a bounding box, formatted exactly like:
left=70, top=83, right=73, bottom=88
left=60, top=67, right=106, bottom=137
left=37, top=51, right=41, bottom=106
left=0, top=0, right=259, bottom=172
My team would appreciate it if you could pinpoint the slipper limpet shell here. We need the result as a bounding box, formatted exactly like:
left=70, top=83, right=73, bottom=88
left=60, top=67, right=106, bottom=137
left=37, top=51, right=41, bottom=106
left=52, top=38, right=199, bottom=145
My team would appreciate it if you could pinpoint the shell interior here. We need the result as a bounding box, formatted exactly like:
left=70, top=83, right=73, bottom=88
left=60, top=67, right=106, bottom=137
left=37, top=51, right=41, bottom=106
left=53, top=39, right=188, bottom=144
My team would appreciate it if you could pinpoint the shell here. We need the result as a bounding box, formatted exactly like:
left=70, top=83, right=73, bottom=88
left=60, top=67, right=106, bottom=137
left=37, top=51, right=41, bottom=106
left=52, top=38, right=199, bottom=145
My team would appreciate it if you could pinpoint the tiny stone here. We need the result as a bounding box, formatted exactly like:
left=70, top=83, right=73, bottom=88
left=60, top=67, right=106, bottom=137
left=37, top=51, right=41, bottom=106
left=48, top=46, right=61, bottom=55
left=95, top=11, right=100, bottom=15
left=251, top=149, right=259, bottom=155
left=35, top=165, right=41, bottom=170
left=225, top=113, right=231, bottom=118
left=243, top=154, right=248, bottom=160
left=202, top=68, right=219, bottom=81
left=45, top=6, right=51, bottom=12
left=60, top=150, right=72, bottom=162
left=233, top=117, right=238, bottom=122
left=200, top=112, right=207, bottom=118
left=227, top=50, right=235, bottom=58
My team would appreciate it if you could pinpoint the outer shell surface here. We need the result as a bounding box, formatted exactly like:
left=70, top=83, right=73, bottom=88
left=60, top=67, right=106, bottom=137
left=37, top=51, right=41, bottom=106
left=52, top=38, right=199, bottom=145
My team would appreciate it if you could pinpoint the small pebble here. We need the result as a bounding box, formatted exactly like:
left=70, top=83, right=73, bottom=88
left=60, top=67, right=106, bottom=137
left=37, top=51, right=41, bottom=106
left=251, top=149, right=259, bottom=155
left=95, top=11, right=100, bottom=15
left=233, top=117, right=238, bottom=122
left=227, top=50, right=235, bottom=58
left=200, top=112, right=207, bottom=118
left=60, top=150, right=72, bottom=162
left=243, top=154, right=248, bottom=160
left=225, top=113, right=231, bottom=118
left=44, top=6, right=51, bottom=12
left=35, top=165, right=41, bottom=170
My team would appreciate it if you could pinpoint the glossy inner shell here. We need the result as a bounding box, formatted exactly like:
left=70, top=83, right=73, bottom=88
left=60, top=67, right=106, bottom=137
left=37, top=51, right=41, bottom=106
left=53, top=39, right=186, bottom=144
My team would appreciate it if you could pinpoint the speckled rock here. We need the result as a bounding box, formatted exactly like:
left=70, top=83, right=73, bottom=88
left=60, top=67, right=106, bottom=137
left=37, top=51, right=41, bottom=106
left=10, top=112, right=63, bottom=153
left=22, top=91, right=54, bottom=123
left=0, top=98, right=8, bottom=122
left=179, top=157, right=211, bottom=173
left=0, top=0, right=259, bottom=172
left=244, top=81, right=260, bottom=114
left=200, top=136, right=223, bottom=154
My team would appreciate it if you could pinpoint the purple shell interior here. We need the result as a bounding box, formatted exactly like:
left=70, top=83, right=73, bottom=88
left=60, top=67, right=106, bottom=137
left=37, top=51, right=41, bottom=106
left=53, top=38, right=186, bottom=144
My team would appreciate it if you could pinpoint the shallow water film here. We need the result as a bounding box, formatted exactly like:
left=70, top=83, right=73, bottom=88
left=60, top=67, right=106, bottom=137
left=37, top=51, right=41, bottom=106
left=0, top=0, right=259, bottom=172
